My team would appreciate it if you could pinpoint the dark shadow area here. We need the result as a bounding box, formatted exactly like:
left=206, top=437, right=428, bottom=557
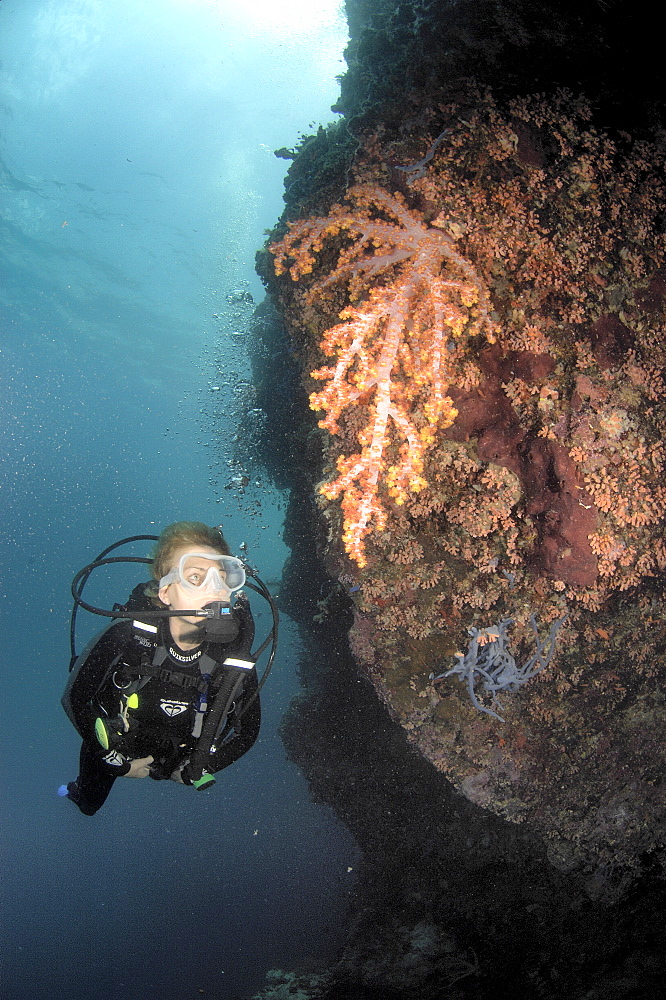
left=337, top=0, right=664, bottom=136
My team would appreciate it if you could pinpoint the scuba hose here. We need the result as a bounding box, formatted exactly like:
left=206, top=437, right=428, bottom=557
left=183, top=667, right=250, bottom=789
left=69, top=534, right=159, bottom=664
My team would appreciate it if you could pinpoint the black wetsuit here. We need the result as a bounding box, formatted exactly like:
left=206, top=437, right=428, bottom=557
left=63, top=593, right=260, bottom=815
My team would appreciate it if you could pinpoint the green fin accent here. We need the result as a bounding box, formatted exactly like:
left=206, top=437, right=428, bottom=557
left=94, top=717, right=110, bottom=749
left=127, top=693, right=139, bottom=709
left=192, top=772, right=216, bottom=790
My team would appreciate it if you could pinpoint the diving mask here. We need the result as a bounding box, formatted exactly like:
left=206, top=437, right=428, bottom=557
left=159, top=552, right=246, bottom=597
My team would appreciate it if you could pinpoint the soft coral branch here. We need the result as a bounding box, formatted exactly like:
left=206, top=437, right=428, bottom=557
left=272, top=184, right=496, bottom=567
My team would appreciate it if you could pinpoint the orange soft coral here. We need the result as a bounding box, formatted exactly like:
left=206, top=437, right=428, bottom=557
left=271, top=184, right=496, bottom=566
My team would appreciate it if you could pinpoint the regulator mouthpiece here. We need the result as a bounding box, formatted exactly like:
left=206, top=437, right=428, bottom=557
left=199, top=601, right=239, bottom=643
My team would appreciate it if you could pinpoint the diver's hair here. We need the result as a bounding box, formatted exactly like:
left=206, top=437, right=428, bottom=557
left=146, top=521, right=231, bottom=603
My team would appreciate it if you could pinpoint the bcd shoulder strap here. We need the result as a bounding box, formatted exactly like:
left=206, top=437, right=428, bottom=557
left=187, top=656, right=255, bottom=784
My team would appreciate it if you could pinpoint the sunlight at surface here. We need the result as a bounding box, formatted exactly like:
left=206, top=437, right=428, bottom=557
left=196, top=0, right=346, bottom=38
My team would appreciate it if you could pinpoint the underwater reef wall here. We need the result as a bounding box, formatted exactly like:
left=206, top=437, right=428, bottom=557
left=262, top=0, right=666, bottom=868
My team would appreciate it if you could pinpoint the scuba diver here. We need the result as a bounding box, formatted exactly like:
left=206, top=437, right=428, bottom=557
left=61, top=521, right=277, bottom=816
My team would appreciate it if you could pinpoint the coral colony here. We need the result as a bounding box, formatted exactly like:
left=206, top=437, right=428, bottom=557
left=272, top=91, right=666, bottom=620
left=272, top=184, right=496, bottom=568
left=430, top=615, right=567, bottom=722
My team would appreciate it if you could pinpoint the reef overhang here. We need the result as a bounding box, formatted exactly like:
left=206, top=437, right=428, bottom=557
left=261, top=0, right=666, bottom=868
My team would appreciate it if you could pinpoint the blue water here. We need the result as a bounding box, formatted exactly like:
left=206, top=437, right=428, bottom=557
left=0, top=3, right=358, bottom=998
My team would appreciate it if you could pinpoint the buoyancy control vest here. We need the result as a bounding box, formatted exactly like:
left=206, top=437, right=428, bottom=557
left=62, top=586, right=256, bottom=788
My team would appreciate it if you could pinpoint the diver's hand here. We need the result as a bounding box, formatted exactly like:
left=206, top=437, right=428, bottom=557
left=123, top=755, right=154, bottom=778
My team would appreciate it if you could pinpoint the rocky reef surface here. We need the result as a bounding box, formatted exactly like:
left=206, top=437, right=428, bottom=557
left=259, top=0, right=666, bottom=871
left=246, top=0, right=666, bottom=995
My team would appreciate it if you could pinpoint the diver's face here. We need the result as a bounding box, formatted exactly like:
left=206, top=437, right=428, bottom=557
left=158, top=546, right=232, bottom=616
